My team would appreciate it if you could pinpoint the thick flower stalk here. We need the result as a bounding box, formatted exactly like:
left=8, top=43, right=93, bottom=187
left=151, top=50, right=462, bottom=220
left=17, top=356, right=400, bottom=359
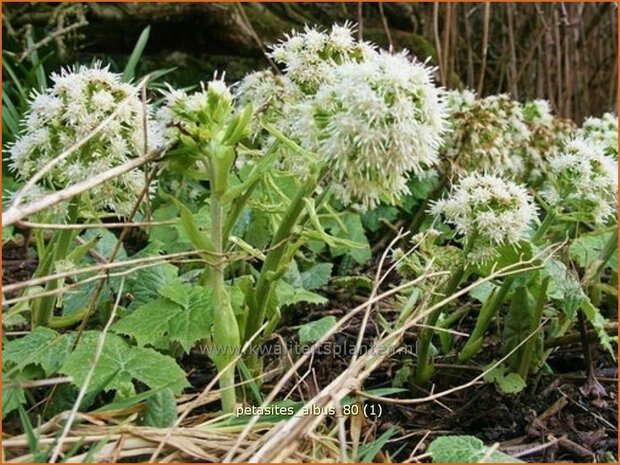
left=578, top=112, right=618, bottom=159
left=241, top=29, right=447, bottom=357
left=158, top=79, right=252, bottom=413
left=415, top=173, right=537, bottom=383
left=9, top=64, right=158, bottom=217
left=543, top=137, right=618, bottom=225
left=9, top=65, right=159, bottom=328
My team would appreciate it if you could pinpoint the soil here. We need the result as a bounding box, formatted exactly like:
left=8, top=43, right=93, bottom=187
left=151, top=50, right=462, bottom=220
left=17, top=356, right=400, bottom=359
left=3, top=240, right=618, bottom=463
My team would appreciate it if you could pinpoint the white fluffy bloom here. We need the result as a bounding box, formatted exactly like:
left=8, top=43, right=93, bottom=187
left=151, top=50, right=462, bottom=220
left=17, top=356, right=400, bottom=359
left=520, top=99, right=575, bottom=184
left=288, top=51, right=447, bottom=210
left=442, top=94, right=531, bottom=179
left=268, top=23, right=377, bottom=93
left=233, top=70, right=303, bottom=145
left=544, top=137, right=618, bottom=224
left=579, top=112, right=618, bottom=159
left=8, top=64, right=158, bottom=216
left=155, top=78, right=234, bottom=147
left=523, top=99, right=553, bottom=125
left=444, top=88, right=476, bottom=114
left=431, top=173, right=537, bottom=261
left=236, top=25, right=446, bottom=210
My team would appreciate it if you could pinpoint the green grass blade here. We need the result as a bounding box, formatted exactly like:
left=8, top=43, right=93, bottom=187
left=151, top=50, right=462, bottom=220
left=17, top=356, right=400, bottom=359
left=123, top=26, right=150, bottom=82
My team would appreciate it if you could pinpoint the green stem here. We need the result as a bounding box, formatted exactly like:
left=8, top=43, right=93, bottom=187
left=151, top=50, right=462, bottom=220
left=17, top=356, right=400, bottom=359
left=243, top=173, right=320, bottom=344
left=414, top=265, right=466, bottom=386
left=48, top=309, right=88, bottom=329
left=32, top=198, right=80, bottom=327
left=209, top=194, right=240, bottom=413
left=532, top=209, right=555, bottom=243
left=458, top=277, right=514, bottom=362
left=515, top=277, right=549, bottom=379
left=414, top=231, right=479, bottom=387
left=585, top=227, right=618, bottom=284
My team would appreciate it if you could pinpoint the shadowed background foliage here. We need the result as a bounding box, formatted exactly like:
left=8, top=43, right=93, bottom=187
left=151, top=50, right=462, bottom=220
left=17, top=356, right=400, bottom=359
left=2, top=2, right=617, bottom=122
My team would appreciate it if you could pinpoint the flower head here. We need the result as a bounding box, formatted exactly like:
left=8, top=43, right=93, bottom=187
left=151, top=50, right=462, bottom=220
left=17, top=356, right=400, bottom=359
left=431, top=173, right=537, bottom=261
left=442, top=94, right=531, bottom=179
left=543, top=137, right=618, bottom=224
left=444, top=88, right=476, bottom=114
left=289, top=51, right=447, bottom=209
left=9, top=64, right=158, bottom=216
left=579, top=112, right=618, bottom=159
left=233, top=70, right=303, bottom=144
left=520, top=99, right=576, bottom=184
left=156, top=78, right=236, bottom=147
left=269, top=23, right=377, bottom=94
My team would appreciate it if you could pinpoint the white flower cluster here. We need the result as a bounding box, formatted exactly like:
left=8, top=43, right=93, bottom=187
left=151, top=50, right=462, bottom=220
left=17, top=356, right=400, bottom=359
left=430, top=173, right=537, bottom=262
left=544, top=137, right=618, bottom=224
left=156, top=78, right=235, bottom=147
left=296, top=52, right=446, bottom=209
left=443, top=93, right=577, bottom=185
left=236, top=24, right=447, bottom=211
left=579, top=112, right=618, bottom=159
left=444, top=88, right=476, bottom=114
left=9, top=64, right=159, bottom=216
left=521, top=99, right=575, bottom=184
left=269, top=23, right=376, bottom=93
left=442, top=93, right=532, bottom=179
left=233, top=70, right=301, bottom=144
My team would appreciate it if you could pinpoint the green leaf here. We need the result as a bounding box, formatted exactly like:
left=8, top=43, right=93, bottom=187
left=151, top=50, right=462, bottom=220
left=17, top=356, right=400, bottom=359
left=276, top=281, right=328, bottom=308
left=149, top=204, right=187, bottom=253
left=468, top=281, right=498, bottom=304
left=483, top=362, right=526, bottom=395
left=113, top=282, right=212, bottom=352
left=581, top=298, right=616, bottom=359
left=300, top=263, right=333, bottom=290
left=2, top=372, right=26, bottom=419
left=243, top=209, right=272, bottom=249
left=163, top=193, right=214, bottom=254
left=3, top=327, right=74, bottom=376
left=123, top=26, right=150, bottom=82
left=543, top=259, right=585, bottom=318
left=362, top=205, right=399, bottom=232
left=125, top=243, right=179, bottom=309
left=496, top=372, right=526, bottom=394
left=326, top=213, right=371, bottom=265
left=569, top=231, right=618, bottom=273
left=84, top=229, right=127, bottom=261
left=141, top=388, right=178, bottom=427
left=60, top=331, right=188, bottom=395
left=428, top=435, right=523, bottom=463
left=358, top=427, right=397, bottom=463
left=474, top=241, right=534, bottom=278
left=298, top=316, right=337, bottom=344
